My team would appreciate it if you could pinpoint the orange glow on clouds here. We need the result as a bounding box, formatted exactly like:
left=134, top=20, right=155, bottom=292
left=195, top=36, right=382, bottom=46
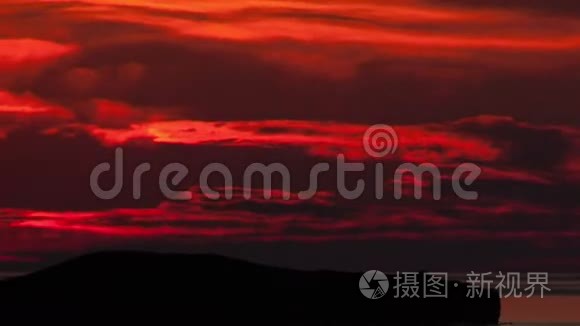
left=0, top=91, right=73, bottom=127
left=60, top=0, right=580, bottom=52
left=0, top=39, right=75, bottom=65
left=90, top=118, right=501, bottom=163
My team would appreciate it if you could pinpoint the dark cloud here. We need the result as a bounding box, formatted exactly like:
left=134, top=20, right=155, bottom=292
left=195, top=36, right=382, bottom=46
left=431, top=0, right=580, bottom=17
left=451, top=117, right=574, bottom=171
left=0, top=1, right=168, bottom=43
left=3, top=39, right=578, bottom=126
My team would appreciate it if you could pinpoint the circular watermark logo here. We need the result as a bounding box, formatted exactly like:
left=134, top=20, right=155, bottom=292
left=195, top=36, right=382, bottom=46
left=363, top=124, right=398, bottom=158
left=359, top=270, right=389, bottom=299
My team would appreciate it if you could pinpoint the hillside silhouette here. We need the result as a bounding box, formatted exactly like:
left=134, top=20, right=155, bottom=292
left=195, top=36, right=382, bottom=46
left=0, top=251, right=500, bottom=323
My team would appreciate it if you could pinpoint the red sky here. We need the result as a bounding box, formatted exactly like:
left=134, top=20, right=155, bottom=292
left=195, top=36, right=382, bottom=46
left=0, top=0, right=579, bottom=321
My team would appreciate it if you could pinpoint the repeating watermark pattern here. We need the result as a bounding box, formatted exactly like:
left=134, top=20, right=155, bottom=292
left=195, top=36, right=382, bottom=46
left=90, top=124, right=482, bottom=201
left=360, top=271, right=551, bottom=299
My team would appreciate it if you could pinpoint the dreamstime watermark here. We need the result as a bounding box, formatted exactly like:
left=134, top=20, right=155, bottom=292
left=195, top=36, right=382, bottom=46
left=90, top=124, right=482, bottom=201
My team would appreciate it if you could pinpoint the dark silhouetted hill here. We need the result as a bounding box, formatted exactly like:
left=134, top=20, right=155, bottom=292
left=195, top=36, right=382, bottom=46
left=0, top=251, right=500, bottom=323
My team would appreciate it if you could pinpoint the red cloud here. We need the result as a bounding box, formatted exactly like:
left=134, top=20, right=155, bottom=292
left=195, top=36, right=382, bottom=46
left=0, top=0, right=579, bottom=276
left=0, top=39, right=75, bottom=67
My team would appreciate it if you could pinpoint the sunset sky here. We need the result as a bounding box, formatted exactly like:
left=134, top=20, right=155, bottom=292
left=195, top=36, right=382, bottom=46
left=0, top=0, right=579, bottom=321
